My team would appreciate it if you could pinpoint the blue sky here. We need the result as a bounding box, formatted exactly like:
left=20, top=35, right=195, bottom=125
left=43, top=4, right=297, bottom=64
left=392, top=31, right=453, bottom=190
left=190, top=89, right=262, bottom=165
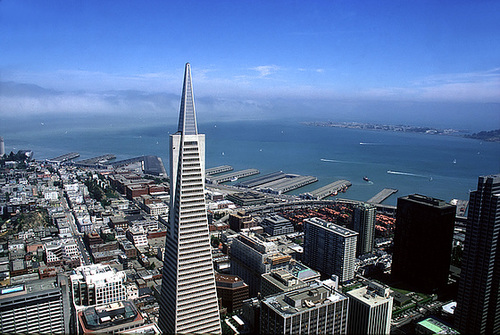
left=1, top=0, right=499, bottom=128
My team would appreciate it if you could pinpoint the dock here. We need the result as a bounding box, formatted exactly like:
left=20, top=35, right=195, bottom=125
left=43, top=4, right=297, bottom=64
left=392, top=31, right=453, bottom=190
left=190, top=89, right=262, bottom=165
left=206, top=165, right=233, bottom=176
left=237, top=171, right=286, bottom=188
left=301, top=179, right=352, bottom=200
left=109, top=156, right=145, bottom=168
left=367, top=188, right=398, bottom=204
left=76, top=154, right=116, bottom=165
left=206, top=169, right=260, bottom=184
left=256, top=175, right=318, bottom=195
left=48, top=152, right=80, bottom=163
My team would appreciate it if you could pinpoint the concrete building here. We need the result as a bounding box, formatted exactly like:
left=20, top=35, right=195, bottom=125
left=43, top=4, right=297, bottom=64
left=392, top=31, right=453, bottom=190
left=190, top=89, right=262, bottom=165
left=70, top=264, right=127, bottom=307
left=215, top=273, right=249, bottom=313
left=346, top=281, right=393, bottom=335
left=260, top=281, right=349, bottom=334
left=158, top=63, right=221, bottom=334
left=392, top=194, right=456, bottom=293
left=261, top=214, right=294, bottom=236
left=144, top=202, right=168, bottom=218
left=353, top=203, right=376, bottom=256
left=127, top=225, right=149, bottom=247
left=0, top=278, right=65, bottom=334
left=455, top=174, right=500, bottom=334
left=230, top=231, right=293, bottom=297
left=303, top=217, right=358, bottom=283
left=228, top=210, right=257, bottom=232
left=261, top=269, right=308, bottom=297
left=226, top=191, right=268, bottom=206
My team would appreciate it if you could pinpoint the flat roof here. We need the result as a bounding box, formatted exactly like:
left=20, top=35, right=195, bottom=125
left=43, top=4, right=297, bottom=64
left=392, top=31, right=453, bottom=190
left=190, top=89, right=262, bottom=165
left=262, top=282, right=347, bottom=317
left=417, top=318, right=459, bottom=334
left=346, top=285, right=392, bottom=307
left=305, top=217, right=358, bottom=237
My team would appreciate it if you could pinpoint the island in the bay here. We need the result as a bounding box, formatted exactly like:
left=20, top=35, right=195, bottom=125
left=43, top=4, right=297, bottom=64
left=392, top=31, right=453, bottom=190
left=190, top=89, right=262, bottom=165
left=303, top=121, right=500, bottom=142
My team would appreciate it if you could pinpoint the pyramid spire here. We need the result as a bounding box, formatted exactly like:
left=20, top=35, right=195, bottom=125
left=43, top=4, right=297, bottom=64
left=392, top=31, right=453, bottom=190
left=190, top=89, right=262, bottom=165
left=177, top=62, right=198, bottom=135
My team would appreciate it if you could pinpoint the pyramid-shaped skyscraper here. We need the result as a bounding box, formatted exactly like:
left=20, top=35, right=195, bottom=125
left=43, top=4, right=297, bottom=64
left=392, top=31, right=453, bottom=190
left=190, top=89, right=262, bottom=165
left=158, top=63, right=221, bottom=334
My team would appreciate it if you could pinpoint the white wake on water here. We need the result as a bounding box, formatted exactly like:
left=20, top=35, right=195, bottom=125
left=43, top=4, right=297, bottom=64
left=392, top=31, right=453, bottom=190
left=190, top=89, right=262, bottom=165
left=387, top=170, right=430, bottom=179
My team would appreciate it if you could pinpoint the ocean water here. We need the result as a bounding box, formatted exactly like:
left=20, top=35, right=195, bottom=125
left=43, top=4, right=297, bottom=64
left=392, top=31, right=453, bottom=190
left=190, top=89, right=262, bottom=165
left=2, top=116, right=499, bottom=206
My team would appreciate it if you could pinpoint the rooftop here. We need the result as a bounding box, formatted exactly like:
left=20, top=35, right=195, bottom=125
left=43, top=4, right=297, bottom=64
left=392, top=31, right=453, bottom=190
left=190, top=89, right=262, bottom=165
left=346, top=283, right=393, bottom=307
left=305, top=217, right=358, bottom=237
left=404, top=194, right=454, bottom=209
left=0, top=277, right=59, bottom=300
left=262, top=282, right=347, bottom=317
left=417, top=317, right=460, bottom=334
left=79, top=300, right=143, bottom=332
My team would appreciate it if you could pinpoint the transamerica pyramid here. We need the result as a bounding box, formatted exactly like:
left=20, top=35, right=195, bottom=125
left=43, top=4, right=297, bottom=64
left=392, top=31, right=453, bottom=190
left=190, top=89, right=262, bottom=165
left=158, top=63, right=221, bottom=334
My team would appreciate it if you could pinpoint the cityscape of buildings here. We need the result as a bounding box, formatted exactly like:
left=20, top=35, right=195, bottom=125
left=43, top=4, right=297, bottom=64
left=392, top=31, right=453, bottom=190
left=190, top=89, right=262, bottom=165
left=0, top=64, right=498, bottom=334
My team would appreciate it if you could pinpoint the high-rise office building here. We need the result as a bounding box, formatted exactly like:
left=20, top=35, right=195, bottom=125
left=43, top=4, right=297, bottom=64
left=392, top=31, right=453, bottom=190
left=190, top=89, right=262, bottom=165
left=230, top=230, right=294, bottom=297
left=353, top=203, right=376, bottom=256
left=0, top=278, right=65, bottom=333
left=215, top=274, right=249, bottom=313
left=158, top=63, right=221, bottom=334
left=346, top=281, right=393, bottom=335
left=392, top=194, right=455, bottom=293
left=455, top=174, right=500, bottom=334
left=303, top=217, right=358, bottom=283
left=260, top=281, right=349, bottom=334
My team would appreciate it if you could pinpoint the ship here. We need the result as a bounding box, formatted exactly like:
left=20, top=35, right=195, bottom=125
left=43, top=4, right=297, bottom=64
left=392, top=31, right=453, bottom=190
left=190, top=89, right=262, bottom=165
left=363, top=176, right=370, bottom=182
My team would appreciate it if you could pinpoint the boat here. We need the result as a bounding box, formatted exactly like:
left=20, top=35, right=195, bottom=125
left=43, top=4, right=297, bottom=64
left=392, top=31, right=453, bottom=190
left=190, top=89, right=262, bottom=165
left=230, top=177, right=238, bottom=182
left=363, top=176, right=370, bottom=182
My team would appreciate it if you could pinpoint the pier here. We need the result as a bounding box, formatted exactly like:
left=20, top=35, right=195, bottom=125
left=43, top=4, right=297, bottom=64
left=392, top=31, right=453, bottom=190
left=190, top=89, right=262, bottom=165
left=257, top=175, right=318, bottom=195
left=48, top=152, right=80, bottom=163
left=367, top=188, right=398, bottom=204
left=206, top=165, right=233, bottom=176
left=77, top=154, right=116, bottom=165
left=301, top=179, right=352, bottom=200
left=237, top=171, right=286, bottom=188
left=207, top=169, right=260, bottom=184
left=109, top=156, right=145, bottom=168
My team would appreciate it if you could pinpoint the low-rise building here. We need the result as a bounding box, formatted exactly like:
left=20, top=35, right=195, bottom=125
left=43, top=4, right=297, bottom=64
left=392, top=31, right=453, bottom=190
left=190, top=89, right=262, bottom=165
left=77, top=300, right=144, bottom=334
left=70, top=264, right=127, bottom=307
left=261, top=215, right=294, bottom=236
left=127, top=226, right=148, bottom=248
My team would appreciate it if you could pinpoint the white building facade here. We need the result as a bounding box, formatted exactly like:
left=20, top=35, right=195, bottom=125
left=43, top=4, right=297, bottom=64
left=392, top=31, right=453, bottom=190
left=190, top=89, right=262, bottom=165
left=158, top=63, right=221, bottom=334
left=303, top=217, right=358, bottom=283
left=70, top=264, right=127, bottom=308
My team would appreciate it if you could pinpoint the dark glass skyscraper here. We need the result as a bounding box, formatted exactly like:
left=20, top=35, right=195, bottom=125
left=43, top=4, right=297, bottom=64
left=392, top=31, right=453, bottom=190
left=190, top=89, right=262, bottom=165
left=158, top=63, right=221, bottom=334
left=455, top=174, right=500, bottom=334
left=353, top=202, right=376, bottom=256
left=392, top=194, right=456, bottom=293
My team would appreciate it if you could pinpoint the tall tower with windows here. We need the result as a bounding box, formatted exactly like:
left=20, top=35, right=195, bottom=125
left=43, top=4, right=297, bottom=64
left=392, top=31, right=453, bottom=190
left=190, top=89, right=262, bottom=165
left=391, top=194, right=455, bottom=293
left=353, top=202, right=376, bottom=256
left=455, top=174, right=500, bottom=334
left=158, top=63, right=221, bottom=334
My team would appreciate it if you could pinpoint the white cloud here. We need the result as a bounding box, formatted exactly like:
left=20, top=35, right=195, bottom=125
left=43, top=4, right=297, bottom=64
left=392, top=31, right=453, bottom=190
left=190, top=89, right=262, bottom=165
left=250, top=65, right=280, bottom=77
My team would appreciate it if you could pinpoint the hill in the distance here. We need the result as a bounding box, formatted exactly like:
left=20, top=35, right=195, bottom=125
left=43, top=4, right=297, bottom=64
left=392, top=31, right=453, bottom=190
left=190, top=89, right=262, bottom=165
left=465, top=129, right=500, bottom=142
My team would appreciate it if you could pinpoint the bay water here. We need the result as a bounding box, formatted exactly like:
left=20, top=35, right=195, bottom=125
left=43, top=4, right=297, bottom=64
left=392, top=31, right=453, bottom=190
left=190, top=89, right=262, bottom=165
left=2, top=116, right=499, bottom=206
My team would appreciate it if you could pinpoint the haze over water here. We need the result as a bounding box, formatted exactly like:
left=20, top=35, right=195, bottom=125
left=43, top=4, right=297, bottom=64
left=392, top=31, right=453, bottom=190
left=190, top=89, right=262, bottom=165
left=2, top=116, right=498, bottom=207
